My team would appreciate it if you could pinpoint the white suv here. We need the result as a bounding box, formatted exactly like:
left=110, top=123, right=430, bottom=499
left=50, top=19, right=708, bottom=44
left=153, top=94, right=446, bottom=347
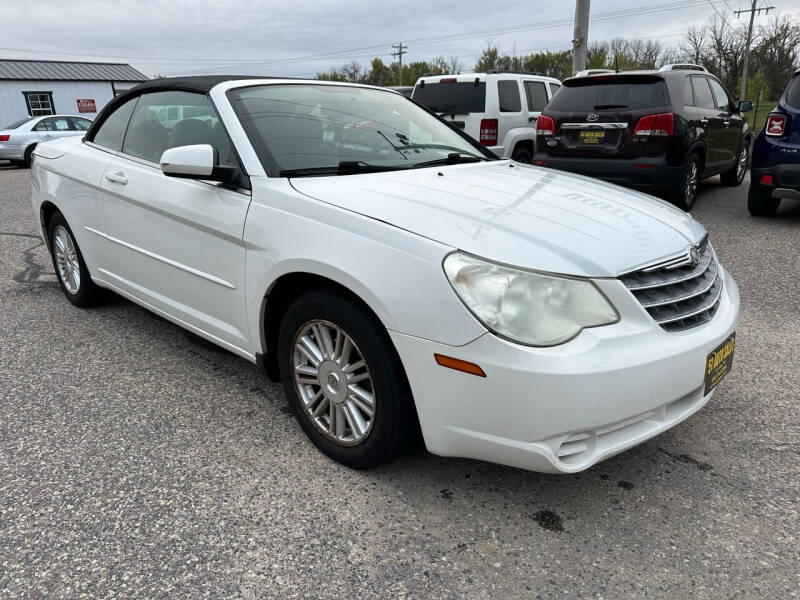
left=411, top=71, right=562, bottom=162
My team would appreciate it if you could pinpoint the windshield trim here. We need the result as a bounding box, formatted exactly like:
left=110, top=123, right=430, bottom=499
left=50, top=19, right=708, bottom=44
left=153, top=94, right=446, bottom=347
left=226, top=82, right=497, bottom=178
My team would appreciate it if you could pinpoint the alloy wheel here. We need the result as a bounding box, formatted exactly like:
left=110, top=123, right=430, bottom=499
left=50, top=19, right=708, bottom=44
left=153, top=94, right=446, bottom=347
left=685, top=160, right=698, bottom=207
left=53, top=225, right=80, bottom=294
left=736, top=145, right=748, bottom=181
left=292, top=319, right=375, bottom=446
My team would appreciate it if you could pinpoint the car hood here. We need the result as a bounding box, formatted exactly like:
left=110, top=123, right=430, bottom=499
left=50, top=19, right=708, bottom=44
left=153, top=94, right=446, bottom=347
left=289, top=160, right=707, bottom=277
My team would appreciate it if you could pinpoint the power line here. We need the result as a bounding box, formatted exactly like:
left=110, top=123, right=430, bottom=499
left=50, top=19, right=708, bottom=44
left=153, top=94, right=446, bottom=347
left=127, top=0, right=737, bottom=74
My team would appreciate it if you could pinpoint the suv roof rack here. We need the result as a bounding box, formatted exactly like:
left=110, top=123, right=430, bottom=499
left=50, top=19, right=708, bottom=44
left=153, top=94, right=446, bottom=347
left=485, top=69, right=545, bottom=76
left=573, top=69, right=615, bottom=77
left=658, top=63, right=708, bottom=73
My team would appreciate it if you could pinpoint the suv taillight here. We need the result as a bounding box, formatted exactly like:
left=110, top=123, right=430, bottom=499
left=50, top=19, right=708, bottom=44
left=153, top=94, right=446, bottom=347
left=479, top=119, right=498, bottom=146
left=765, top=114, right=786, bottom=137
left=536, top=115, right=555, bottom=136
left=633, top=112, right=674, bottom=136
left=0, top=134, right=10, bottom=142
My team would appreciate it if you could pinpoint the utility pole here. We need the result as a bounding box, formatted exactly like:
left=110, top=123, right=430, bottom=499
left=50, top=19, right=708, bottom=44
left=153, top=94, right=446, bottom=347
left=735, top=0, right=773, bottom=101
left=571, top=0, right=590, bottom=75
left=392, top=43, right=407, bottom=86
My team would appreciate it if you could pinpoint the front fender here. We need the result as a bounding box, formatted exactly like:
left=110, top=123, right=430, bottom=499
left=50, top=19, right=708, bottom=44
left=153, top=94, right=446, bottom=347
left=243, top=178, right=487, bottom=352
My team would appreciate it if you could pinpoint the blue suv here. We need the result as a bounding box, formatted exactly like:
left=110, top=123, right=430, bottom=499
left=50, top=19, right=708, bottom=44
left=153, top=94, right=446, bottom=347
left=749, top=68, right=800, bottom=216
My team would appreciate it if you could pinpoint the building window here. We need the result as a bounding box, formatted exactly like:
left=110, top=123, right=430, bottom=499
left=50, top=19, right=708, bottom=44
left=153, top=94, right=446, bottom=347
left=23, top=92, right=55, bottom=116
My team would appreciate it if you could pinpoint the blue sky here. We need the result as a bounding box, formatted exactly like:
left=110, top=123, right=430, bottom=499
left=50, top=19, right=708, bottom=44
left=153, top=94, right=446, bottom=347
left=2, top=0, right=798, bottom=77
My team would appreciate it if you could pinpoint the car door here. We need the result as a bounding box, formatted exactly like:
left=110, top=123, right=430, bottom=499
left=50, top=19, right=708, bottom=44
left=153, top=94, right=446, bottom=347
left=56, top=97, right=140, bottom=277
left=707, top=77, right=742, bottom=165
left=496, top=79, right=526, bottom=150
left=690, top=76, right=726, bottom=168
left=99, top=89, right=252, bottom=353
left=522, top=79, right=549, bottom=130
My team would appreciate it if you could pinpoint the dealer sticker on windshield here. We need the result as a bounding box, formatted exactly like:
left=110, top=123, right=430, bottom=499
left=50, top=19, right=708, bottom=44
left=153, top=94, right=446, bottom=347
left=704, top=333, right=735, bottom=395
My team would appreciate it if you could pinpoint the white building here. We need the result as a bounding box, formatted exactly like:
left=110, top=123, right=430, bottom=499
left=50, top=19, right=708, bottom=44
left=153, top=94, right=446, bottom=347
left=0, top=59, right=147, bottom=126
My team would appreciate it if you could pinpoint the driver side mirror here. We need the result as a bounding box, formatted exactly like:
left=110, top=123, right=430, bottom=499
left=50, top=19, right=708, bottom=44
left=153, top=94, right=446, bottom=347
left=160, top=144, right=236, bottom=185
left=739, top=100, right=753, bottom=113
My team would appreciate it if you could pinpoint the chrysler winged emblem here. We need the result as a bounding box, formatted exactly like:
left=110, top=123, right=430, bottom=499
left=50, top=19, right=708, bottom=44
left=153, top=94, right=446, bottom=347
left=586, top=113, right=599, bottom=122
left=688, top=246, right=700, bottom=266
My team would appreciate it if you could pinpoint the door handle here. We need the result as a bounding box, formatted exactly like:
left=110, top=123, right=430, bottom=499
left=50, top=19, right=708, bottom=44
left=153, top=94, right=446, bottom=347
left=529, top=116, right=538, bottom=123
left=42, top=134, right=53, bottom=138
left=699, top=118, right=709, bottom=127
left=105, top=172, right=128, bottom=185
left=723, top=120, right=731, bottom=127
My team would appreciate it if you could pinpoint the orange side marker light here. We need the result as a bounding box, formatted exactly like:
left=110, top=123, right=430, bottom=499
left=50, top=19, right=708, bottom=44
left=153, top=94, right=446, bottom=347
left=434, top=354, right=487, bottom=377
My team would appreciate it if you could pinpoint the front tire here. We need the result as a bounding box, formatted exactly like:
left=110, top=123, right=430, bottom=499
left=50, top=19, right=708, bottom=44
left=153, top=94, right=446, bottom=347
left=277, top=290, right=416, bottom=469
left=720, top=140, right=749, bottom=186
left=669, top=154, right=700, bottom=211
left=47, top=213, right=105, bottom=307
left=747, top=183, right=781, bottom=217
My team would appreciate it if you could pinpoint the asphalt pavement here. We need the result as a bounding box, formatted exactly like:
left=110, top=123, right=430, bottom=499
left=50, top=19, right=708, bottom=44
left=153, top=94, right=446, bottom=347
left=1, top=161, right=798, bottom=599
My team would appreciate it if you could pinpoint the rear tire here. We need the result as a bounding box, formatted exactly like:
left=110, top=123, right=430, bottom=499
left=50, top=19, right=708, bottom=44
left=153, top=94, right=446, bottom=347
left=277, top=290, right=417, bottom=469
left=47, top=213, right=106, bottom=307
left=720, top=140, right=748, bottom=186
left=747, top=183, right=781, bottom=217
left=23, top=145, right=35, bottom=168
left=669, top=154, right=700, bottom=212
left=511, top=146, right=532, bottom=164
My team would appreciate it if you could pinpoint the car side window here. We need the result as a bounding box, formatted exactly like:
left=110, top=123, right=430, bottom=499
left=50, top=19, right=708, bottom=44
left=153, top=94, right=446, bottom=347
left=32, top=119, right=51, bottom=132
left=93, top=97, right=138, bottom=151
left=691, top=77, right=715, bottom=110
left=69, top=117, right=92, bottom=131
left=548, top=82, right=561, bottom=98
left=683, top=77, right=694, bottom=106
left=498, top=80, right=522, bottom=112
left=523, top=81, right=548, bottom=112
left=121, top=90, right=236, bottom=167
left=708, top=78, right=732, bottom=112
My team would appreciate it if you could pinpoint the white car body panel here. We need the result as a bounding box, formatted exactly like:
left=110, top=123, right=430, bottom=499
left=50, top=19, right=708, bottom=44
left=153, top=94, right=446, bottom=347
left=29, top=78, right=740, bottom=473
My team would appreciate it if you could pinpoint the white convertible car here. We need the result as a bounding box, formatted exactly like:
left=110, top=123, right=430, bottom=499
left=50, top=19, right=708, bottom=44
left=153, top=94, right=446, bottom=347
left=30, top=76, right=739, bottom=473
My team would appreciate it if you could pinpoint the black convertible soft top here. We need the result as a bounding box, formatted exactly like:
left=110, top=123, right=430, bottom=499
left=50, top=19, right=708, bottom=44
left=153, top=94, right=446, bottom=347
left=85, top=75, right=287, bottom=142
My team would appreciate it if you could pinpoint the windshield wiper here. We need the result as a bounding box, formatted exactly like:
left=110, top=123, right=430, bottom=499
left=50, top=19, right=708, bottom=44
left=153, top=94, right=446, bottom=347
left=279, top=161, right=410, bottom=177
left=593, top=104, right=628, bottom=109
left=413, top=152, right=487, bottom=168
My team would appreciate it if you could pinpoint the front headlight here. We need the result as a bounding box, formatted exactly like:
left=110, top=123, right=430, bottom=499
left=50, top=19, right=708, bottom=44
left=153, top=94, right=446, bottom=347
left=443, top=252, right=619, bottom=346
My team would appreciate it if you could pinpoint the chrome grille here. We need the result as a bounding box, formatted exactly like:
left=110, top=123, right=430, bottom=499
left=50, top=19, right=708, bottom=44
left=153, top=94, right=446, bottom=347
left=620, top=240, right=723, bottom=332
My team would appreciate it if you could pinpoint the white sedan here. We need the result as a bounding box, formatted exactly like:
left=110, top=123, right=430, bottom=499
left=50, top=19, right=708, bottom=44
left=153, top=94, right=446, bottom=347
left=1, top=114, right=93, bottom=167
left=30, top=77, right=739, bottom=473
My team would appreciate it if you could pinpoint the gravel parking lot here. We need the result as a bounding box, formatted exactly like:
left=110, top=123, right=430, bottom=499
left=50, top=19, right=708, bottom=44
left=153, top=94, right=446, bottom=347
left=1, top=161, right=798, bottom=599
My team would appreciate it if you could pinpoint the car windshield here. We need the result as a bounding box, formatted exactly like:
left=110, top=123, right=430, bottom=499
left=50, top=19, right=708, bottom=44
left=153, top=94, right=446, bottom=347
left=229, top=83, right=492, bottom=175
left=3, top=116, right=35, bottom=129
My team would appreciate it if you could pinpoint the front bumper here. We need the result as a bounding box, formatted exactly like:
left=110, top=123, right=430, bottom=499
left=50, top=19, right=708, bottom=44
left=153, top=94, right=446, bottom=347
left=391, top=269, right=739, bottom=474
left=532, top=154, right=682, bottom=193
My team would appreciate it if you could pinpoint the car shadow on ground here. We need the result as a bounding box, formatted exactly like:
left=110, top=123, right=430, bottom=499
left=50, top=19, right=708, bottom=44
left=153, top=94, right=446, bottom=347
left=0, top=160, right=25, bottom=171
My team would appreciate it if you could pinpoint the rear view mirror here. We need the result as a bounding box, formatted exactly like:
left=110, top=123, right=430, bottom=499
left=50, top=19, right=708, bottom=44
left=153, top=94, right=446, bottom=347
left=739, top=100, right=753, bottom=113
left=160, top=144, right=235, bottom=184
